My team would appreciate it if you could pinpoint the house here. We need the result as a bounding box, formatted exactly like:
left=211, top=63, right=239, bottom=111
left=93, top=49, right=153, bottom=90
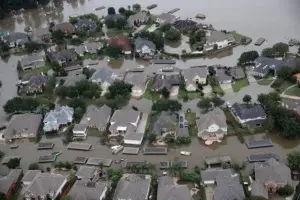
left=123, top=132, right=145, bottom=145
left=19, top=74, right=49, bottom=94
left=89, top=67, right=121, bottom=94
left=134, top=37, right=156, bottom=59
left=43, top=106, right=74, bottom=132
left=74, top=18, right=97, bottom=31
left=32, top=28, right=51, bottom=43
left=201, top=168, right=236, bottom=185
left=2, top=114, right=43, bottom=140
left=231, top=67, right=246, bottom=80
left=156, top=13, right=177, bottom=26
left=52, top=22, right=75, bottom=34
left=196, top=107, right=227, bottom=142
left=20, top=53, right=45, bottom=70
left=47, top=49, right=78, bottom=66
left=253, top=158, right=292, bottom=197
left=74, top=42, right=103, bottom=56
left=281, top=98, right=300, bottom=115
left=128, top=11, right=150, bottom=27
left=80, top=105, right=111, bottom=131
left=109, top=108, right=140, bottom=135
left=75, top=166, right=98, bottom=181
left=63, top=74, right=86, bottom=87
left=124, top=72, right=148, bottom=97
left=152, top=112, right=177, bottom=138
left=113, top=174, right=151, bottom=200
left=23, top=173, right=67, bottom=200
left=151, top=74, right=181, bottom=92
left=0, top=168, right=23, bottom=199
left=182, top=66, right=208, bottom=91
left=3, top=32, right=29, bottom=47
left=204, top=31, right=235, bottom=51
left=21, top=170, right=42, bottom=186
left=216, top=68, right=232, bottom=84
left=108, top=37, right=131, bottom=55
left=231, top=103, right=267, bottom=127
left=72, top=124, right=87, bottom=138
left=157, top=176, right=192, bottom=200
left=173, top=19, right=198, bottom=31
left=252, top=56, right=296, bottom=77
left=68, top=180, right=109, bottom=200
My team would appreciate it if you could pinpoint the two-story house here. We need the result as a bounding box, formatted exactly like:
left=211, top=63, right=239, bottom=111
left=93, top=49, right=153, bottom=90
left=182, top=66, right=208, bottom=91
left=204, top=31, right=235, bottom=51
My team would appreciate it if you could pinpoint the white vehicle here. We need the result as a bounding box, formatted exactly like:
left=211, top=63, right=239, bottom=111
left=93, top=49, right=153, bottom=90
left=112, top=145, right=123, bottom=154
left=180, top=151, right=191, bottom=156
left=163, top=171, right=168, bottom=175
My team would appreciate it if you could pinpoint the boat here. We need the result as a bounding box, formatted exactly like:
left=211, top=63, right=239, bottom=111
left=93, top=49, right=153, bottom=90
left=168, top=8, right=180, bottom=14
left=254, top=38, right=265, bottom=46
left=196, top=14, right=206, bottom=19
left=94, top=6, right=105, bottom=11
left=112, top=145, right=123, bottom=154
left=180, top=151, right=191, bottom=156
left=147, top=4, right=157, bottom=10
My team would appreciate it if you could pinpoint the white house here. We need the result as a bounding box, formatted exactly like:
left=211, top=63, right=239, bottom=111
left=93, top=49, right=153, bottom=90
left=204, top=31, right=235, bottom=51
left=196, top=108, right=227, bottom=143
left=72, top=124, right=87, bottom=139
left=109, top=109, right=140, bottom=135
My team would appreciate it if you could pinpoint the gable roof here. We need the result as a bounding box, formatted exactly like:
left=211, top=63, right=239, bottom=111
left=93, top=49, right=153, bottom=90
left=151, top=74, right=181, bottom=91
left=80, top=105, right=111, bottom=127
left=254, top=158, right=292, bottom=186
left=128, top=11, right=149, bottom=27
left=216, top=68, right=232, bottom=82
left=251, top=181, right=268, bottom=199
left=231, top=67, right=245, bottom=79
left=201, top=169, right=232, bottom=182
left=152, top=112, right=177, bottom=135
left=76, top=166, right=98, bottom=180
left=134, top=37, right=156, bottom=51
left=157, top=13, right=177, bottom=25
left=110, top=109, right=140, bottom=124
left=206, top=31, right=234, bottom=43
left=48, top=49, right=78, bottom=62
left=43, top=106, right=74, bottom=131
left=33, top=28, right=51, bottom=39
left=253, top=56, right=296, bottom=75
left=52, top=22, right=75, bottom=34
left=89, top=67, right=114, bottom=84
left=113, top=174, right=151, bottom=200
left=108, top=37, right=131, bottom=52
left=157, top=176, right=191, bottom=200
left=74, top=18, right=97, bottom=30
left=22, top=170, right=42, bottom=183
left=182, top=66, right=207, bottom=87
left=69, top=180, right=108, bottom=200
left=3, top=32, right=29, bottom=44
left=20, top=53, right=45, bottom=67
left=124, top=72, right=148, bottom=90
left=231, top=103, right=266, bottom=121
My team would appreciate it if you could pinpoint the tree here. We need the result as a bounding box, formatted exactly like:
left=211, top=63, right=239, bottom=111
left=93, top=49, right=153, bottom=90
left=152, top=100, right=182, bottom=112
left=107, top=7, right=116, bottom=15
left=262, top=47, right=274, bottom=58
left=118, top=7, right=126, bottom=14
left=3, top=97, right=39, bottom=114
left=160, top=24, right=172, bottom=32
left=211, top=96, right=224, bottom=107
left=242, top=94, right=252, bottom=104
left=287, top=151, right=300, bottom=169
left=106, top=44, right=123, bottom=58
left=7, top=158, right=20, bottom=169
left=273, top=42, right=289, bottom=57
left=164, top=28, right=181, bottom=41
left=52, top=30, right=65, bottom=44
left=115, top=17, right=127, bottom=30
left=46, top=167, right=51, bottom=172
left=105, top=81, right=133, bottom=99
left=82, top=67, right=95, bottom=79
left=24, top=41, right=43, bottom=53
left=28, top=162, right=39, bottom=170
left=132, top=4, right=141, bottom=12
left=208, top=66, right=216, bottom=76
left=207, top=76, right=219, bottom=87
left=277, top=185, right=294, bottom=197
left=148, top=133, right=157, bottom=143
left=75, top=28, right=87, bottom=38
left=238, top=50, right=259, bottom=66
left=104, top=18, right=115, bottom=29
left=161, top=87, right=170, bottom=98
left=197, top=98, right=212, bottom=112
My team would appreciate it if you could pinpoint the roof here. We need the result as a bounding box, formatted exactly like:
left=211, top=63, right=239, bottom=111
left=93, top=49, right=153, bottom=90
left=3, top=32, right=29, bottom=43
left=254, top=158, right=292, bottom=186
left=151, top=74, right=181, bottom=91
left=3, top=114, right=43, bottom=139
left=152, top=112, right=177, bottom=135
left=0, top=165, right=10, bottom=177
left=74, top=18, right=97, bottom=30
left=23, top=173, right=67, bottom=198
left=231, top=67, right=245, bottom=79
left=108, top=37, right=131, bottom=52
left=206, top=31, right=234, bottom=43
left=214, top=174, right=245, bottom=200
left=253, top=56, right=296, bottom=75
left=80, top=105, right=111, bottom=127
left=22, top=170, right=42, bottom=183
left=182, top=66, right=208, bottom=88
left=128, top=11, right=149, bottom=27
left=110, top=109, right=140, bottom=124
left=63, top=74, right=87, bottom=86
left=33, top=28, right=51, bottom=38
left=20, top=53, right=45, bottom=67
left=21, top=74, right=49, bottom=86
left=69, top=180, right=109, bottom=200
left=196, top=107, right=227, bottom=136
left=123, top=132, right=144, bottom=142
left=231, top=103, right=266, bottom=121
left=173, top=19, right=198, bottom=30
left=201, top=169, right=232, bottom=182
left=113, top=174, right=151, bottom=200
left=89, top=67, right=114, bottom=84
left=52, top=22, right=75, bottom=34
left=134, top=37, right=156, bottom=51
left=76, top=166, right=97, bottom=180
left=48, top=49, right=78, bottom=62
left=73, top=124, right=87, bottom=132
left=281, top=98, right=300, bottom=111
left=157, top=13, right=177, bottom=25
left=43, top=106, right=74, bottom=132
left=157, top=176, right=192, bottom=200
left=216, top=68, right=232, bottom=82
left=124, top=72, right=148, bottom=90
left=251, top=181, right=268, bottom=199
left=0, top=169, right=23, bottom=194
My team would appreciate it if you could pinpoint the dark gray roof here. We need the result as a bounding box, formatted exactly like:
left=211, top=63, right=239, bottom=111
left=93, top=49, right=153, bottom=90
left=22, top=170, right=42, bottom=183
left=89, top=67, right=114, bottom=84
left=113, top=174, right=151, bottom=200
left=152, top=112, right=177, bottom=135
left=157, top=13, right=177, bottom=25
left=0, top=169, right=22, bottom=194
left=124, top=72, right=148, bottom=90
left=153, top=59, right=176, bottom=64
left=151, top=74, right=181, bottom=91
left=21, top=74, right=49, bottom=86
left=74, top=18, right=97, bottom=30
left=231, top=67, right=245, bottom=79
left=3, top=32, right=29, bottom=44
left=76, top=166, right=97, bottom=180
left=253, top=56, right=296, bottom=75
left=231, top=103, right=266, bottom=120
left=48, top=49, right=78, bottom=63
left=20, top=53, right=45, bottom=67
left=157, top=176, right=192, bottom=200
left=69, top=180, right=109, bottom=200
left=134, top=37, right=156, bottom=51
left=216, top=68, right=232, bottom=83
left=201, top=169, right=232, bottom=182
left=63, top=74, right=87, bottom=87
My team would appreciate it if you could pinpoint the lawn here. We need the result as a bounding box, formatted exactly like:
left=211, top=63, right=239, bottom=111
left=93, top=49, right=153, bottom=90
left=276, top=81, right=294, bottom=93
left=185, top=112, right=198, bottom=136
left=285, top=85, right=300, bottom=97
left=142, top=80, right=160, bottom=101
left=232, top=78, right=249, bottom=92
left=187, top=92, right=202, bottom=100
left=21, top=65, right=51, bottom=77
left=257, top=78, right=274, bottom=86
left=213, top=85, right=224, bottom=95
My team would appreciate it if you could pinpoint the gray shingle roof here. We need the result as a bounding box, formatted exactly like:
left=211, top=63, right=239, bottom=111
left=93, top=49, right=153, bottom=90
left=251, top=181, right=268, bottom=199
left=157, top=176, right=191, bottom=200
left=123, top=132, right=145, bottom=142
left=231, top=67, right=245, bottom=79
left=43, top=106, right=74, bottom=132
left=182, top=66, right=207, bottom=88
left=0, top=169, right=22, bottom=194
left=63, top=74, right=87, bottom=86
left=216, top=68, right=232, bottom=83
left=3, top=114, right=43, bottom=139
left=80, top=105, right=111, bottom=127
left=124, top=72, right=148, bottom=91
left=196, top=107, right=227, bottom=137
left=76, top=166, right=97, bottom=180
left=89, top=67, right=114, bottom=84
left=128, top=11, right=149, bottom=27
left=151, top=74, right=181, bottom=91
left=253, top=56, right=296, bottom=75
left=22, top=170, right=42, bottom=183
left=113, top=174, right=151, bottom=200
left=157, top=13, right=177, bottom=25
left=33, top=28, right=51, bottom=40
left=134, top=37, right=156, bottom=51
left=74, top=18, right=97, bottom=30
left=3, top=32, right=29, bottom=44
left=200, top=169, right=232, bottom=182
left=152, top=112, right=177, bottom=135
left=52, top=22, right=75, bottom=34
left=231, top=103, right=266, bottom=121
left=254, top=158, right=292, bottom=186
left=69, top=180, right=109, bottom=200
left=109, top=108, right=140, bottom=134
left=48, top=49, right=78, bottom=63
left=206, top=31, right=234, bottom=44
left=20, top=53, right=45, bottom=68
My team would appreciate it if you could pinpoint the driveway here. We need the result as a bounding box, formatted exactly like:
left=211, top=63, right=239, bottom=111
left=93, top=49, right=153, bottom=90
left=220, top=83, right=233, bottom=93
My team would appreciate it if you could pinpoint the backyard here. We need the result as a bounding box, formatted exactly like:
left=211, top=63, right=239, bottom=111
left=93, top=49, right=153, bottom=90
left=185, top=112, right=198, bottom=136
left=284, top=85, right=300, bottom=97
left=231, top=79, right=249, bottom=92
left=141, top=80, right=161, bottom=101
left=257, top=77, right=274, bottom=86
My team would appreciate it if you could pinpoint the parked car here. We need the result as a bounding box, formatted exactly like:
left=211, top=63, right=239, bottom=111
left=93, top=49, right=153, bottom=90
left=180, top=151, right=191, bottom=156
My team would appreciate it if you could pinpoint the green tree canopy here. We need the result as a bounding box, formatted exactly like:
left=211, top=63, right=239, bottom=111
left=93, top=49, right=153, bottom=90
left=164, top=28, right=181, bottom=41
left=105, top=81, right=133, bottom=99
left=277, top=185, right=294, bottom=197
left=132, top=4, right=141, bottom=12
left=106, top=44, right=123, bottom=58
left=28, top=163, right=39, bottom=170
left=104, top=18, right=116, bottom=29
left=116, top=17, right=127, bottom=30
left=3, top=97, right=39, bottom=114
left=118, top=7, right=126, bottom=14
left=161, top=87, right=170, bottom=98
left=197, top=98, right=212, bottom=112
left=135, top=30, right=164, bottom=50
left=7, top=158, right=20, bottom=169
left=242, top=94, right=252, bottom=104
left=108, top=7, right=116, bottom=15
left=238, top=50, right=259, bottom=66
left=152, top=99, right=182, bottom=112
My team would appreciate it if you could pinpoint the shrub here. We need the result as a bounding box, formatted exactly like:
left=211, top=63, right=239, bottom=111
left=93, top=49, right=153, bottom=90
left=277, top=185, right=294, bottom=197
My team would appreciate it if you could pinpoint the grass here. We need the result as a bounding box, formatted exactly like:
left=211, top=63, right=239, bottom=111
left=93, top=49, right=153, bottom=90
left=142, top=81, right=160, bottom=101
left=21, top=65, right=51, bottom=77
left=187, top=92, right=202, bottom=100
left=277, top=81, right=294, bottom=93
left=213, top=85, right=224, bottom=95
left=185, top=112, right=198, bottom=136
left=232, top=32, right=243, bottom=41
left=232, top=78, right=249, bottom=92
left=285, top=85, right=300, bottom=97
left=257, top=78, right=274, bottom=86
